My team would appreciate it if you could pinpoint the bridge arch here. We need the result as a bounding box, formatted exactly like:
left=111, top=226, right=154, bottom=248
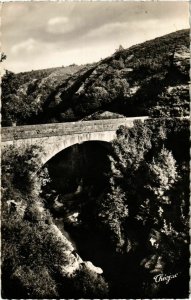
left=1, top=117, right=148, bottom=170
left=38, top=130, right=116, bottom=167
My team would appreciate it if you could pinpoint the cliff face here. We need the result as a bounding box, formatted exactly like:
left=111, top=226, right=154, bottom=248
left=2, top=29, right=189, bottom=126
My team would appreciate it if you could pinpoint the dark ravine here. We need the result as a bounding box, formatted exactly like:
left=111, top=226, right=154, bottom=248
left=2, top=118, right=190, bottom=298
left=39, top=117, right=189, bottom=298
left=1, top=27, right=189, bottom=299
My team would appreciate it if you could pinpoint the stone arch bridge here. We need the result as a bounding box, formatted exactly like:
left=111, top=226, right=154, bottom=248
left=2, top=117, right=148, bottom=167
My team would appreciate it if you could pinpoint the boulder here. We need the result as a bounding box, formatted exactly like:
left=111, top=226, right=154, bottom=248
left=84, top=261, right=103, bottom=274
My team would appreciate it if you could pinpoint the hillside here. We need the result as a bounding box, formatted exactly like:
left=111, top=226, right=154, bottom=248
left=1, top=29, right=190, bottom=299
left=2, top=29, right=189, bottom=126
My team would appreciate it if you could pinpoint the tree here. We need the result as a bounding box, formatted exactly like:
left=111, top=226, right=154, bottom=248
left=74, top=264, right=109, bottom=298
left=0, top=52, right=7, bottom=62
left=110, top=120, right=189, bottom=281
left=112, top=121, right=152, bottom=180
left=115, top=45, right=124, bottom=52
left=97, top=179, right=128, bottom=250
left=144, top=147, right=178, bottom=205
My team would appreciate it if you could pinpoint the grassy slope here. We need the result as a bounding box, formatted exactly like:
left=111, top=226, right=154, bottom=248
left=2, top=29, right=189, bottom=126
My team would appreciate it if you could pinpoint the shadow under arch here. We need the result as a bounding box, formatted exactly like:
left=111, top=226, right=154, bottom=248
left=38, top=139, right=114, bottom=269
left=38, top=130, right=116, bottom=169
left=41, top=140, right=112, bottom=195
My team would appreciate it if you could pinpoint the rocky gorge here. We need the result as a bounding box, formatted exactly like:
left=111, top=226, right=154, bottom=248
left=1, top=28, right=190, bottom=298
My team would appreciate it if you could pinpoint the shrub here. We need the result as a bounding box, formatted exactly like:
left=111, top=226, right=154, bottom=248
left=73, top=264, right=109, bottom=298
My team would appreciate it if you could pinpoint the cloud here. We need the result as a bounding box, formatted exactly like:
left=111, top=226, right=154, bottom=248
left=11, top=38, right=40, bottom=55
left=47, top=16, right=76, bottom=34
left=2, top=2, right=189, bottom=73
left=85, top=22, right=128, bottom=39
left=48, top=16, right=69, bottom=26
left=86, top=16, right=188, bottom=40
left=84, top=17, right=189, bottom=48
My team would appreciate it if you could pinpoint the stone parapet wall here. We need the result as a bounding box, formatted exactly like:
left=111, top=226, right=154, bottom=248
left=2, top=117, right=148, bottom=142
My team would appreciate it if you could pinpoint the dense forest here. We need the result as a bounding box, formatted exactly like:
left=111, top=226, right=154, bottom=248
left=2, top=29, right=189, bottom=126
left=2, top=118, right=189, bottom=298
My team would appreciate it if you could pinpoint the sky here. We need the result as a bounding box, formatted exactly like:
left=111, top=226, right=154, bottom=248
left=1, top=1, right=189, bottom=73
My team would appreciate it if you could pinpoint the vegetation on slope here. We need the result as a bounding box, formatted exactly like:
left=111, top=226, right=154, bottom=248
left=1, top=27, right=190, bottom=298
left=40, top=118, right=189, bottom=298
left=1, top=64, right=87, bottom=126
left=2, top=29, right=189, bottom=126
left=1, top=145, right=109, bottom=298
left=1, top=118, right=189, bottom=298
